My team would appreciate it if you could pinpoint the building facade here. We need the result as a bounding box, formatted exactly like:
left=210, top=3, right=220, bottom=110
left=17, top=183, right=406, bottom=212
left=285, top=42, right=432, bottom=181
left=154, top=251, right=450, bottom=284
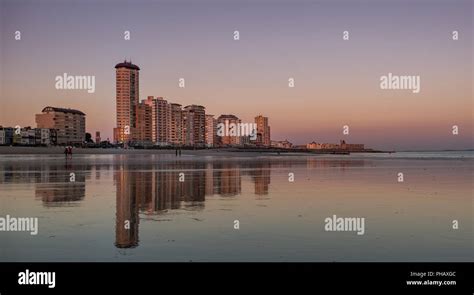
left=255, top=115, right=270, bottom=146
left=183, top=105, right=206, bottom=147
left=306, top=141, right=321, bottom=149
left=0, top=127, right=14, bottom=145
left=95, top=131, right=101, bottom=143
left=114, top=60, right=140, bottom=143
left=217, top=114, right=241, bottom=146
left=170, top=103, right=185, bottom=146
left=205, top=114, right=217, bottom=147
left=136, top=101, right=153, bottom=145
left=271, top=140, right=293, bottom=149
left=145, top=96, right=172, bottom=146
left=340, top=140, right=364, bottom=151
left=36, top=106, right=85, bottom=145
left=36, top=128, right=52, bottom=145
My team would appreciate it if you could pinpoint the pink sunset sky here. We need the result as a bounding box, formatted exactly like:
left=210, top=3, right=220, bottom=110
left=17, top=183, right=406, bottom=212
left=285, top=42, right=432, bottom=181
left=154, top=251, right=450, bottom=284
left=0, top=0, right=472, bottom=150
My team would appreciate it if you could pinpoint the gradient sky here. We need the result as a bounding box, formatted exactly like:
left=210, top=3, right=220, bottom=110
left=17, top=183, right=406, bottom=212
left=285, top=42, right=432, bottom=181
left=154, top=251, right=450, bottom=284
left=0, top=0, right=472, bottom=150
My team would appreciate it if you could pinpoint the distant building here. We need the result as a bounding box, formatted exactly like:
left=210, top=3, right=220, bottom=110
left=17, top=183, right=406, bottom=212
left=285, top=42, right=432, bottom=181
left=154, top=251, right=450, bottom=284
left=0, top=127, right=14, bottom=145
left=18, top=127, right=35, bottom=145
left=306, top=142, right=338, bottom=150
left=205, top=114, right=217, bottom=147
left=271, top=139, right=293, bottom=149
left=136, top=101, right=153, bottom=145
left=95, top=131, right=101, bottom=143
left=13, top=130, right=21, bottom=145
left=169, top=103, right=185, bottom=146
left=320, top=143, right=339, bottom=149
left=255, top=115, right=270, bottom=146
left=306, top=141, right=321, bottom=149
left=36, top=128, right=53, bottom=145
left=241, top=135, right=252, bottom=146
left=35, top=106, right=86, bottom=145
left=306, top=140, right=364, bottom=150
left=145, top=96, right=172, bottom=145
left=183, top=105, right=206, bottom=147
left=114, top=60, right=140, bottom=144
left=217, top=114, right=241, bottom=146
left=340, top=140, right=364, bottom=151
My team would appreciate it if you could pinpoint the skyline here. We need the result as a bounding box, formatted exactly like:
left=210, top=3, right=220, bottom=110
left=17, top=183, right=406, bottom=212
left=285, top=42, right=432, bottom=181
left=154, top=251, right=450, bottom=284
left=1, top=0, right=472, bottom=150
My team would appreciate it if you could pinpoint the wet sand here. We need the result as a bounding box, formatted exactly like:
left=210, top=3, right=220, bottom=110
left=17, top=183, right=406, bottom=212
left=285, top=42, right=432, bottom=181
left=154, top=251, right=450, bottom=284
left=0, top=146, right=307, bottom=156
left=0, top=152, right=472, bottom=262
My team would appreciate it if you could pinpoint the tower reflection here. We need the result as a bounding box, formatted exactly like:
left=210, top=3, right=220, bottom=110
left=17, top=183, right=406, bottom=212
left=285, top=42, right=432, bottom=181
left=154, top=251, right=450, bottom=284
left=0, top=155, right=365, bottom=249
left=115, top=169, right=140, bottom=248
left=113, top=160, right=273, bottom=249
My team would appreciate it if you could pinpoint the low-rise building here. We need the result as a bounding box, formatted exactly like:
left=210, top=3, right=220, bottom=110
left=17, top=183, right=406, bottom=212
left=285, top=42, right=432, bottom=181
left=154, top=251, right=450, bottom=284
left=0, top=127, right=14, bottom=145
left=35, top=128, right=55, bottom=145
left=36, top=106, right=86, bottom=145
left=340, top=140, right=364, bottom=151
left=306, top=141, right=322, bottom=149
left=320, top=143, right=339, bottom=149
left=306, top=140, right=365, bottom=150
left=271, top=140, right=293, bottom=149
left=20, top=127, right=36, bottom=145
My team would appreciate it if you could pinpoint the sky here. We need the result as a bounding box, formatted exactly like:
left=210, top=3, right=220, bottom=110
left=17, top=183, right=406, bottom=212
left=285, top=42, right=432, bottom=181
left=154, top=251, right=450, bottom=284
left=0, top=0, right=472, bottom=150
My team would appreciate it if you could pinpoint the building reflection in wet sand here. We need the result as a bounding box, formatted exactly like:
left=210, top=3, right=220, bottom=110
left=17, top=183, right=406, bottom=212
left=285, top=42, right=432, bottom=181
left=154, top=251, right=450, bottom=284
left=0, top=157, right=366, bottom=249
left=0, top=161, right=87, bottom=206
left=112, top=159, right=365, bottom=248
left=115, top=169, right=140, bottom=248
left=35, top=162, right=86, bottom=207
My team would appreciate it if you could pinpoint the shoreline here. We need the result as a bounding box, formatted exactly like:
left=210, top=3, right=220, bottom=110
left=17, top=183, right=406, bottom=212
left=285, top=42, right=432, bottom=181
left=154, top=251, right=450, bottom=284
left=0, top=146, right=470, bottom=156
left=0, top=146, right=319, bottom=156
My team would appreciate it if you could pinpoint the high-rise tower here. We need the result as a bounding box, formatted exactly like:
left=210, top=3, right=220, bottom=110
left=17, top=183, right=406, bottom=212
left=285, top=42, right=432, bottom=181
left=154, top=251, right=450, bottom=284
left=114, top=60, right=140, bottom=143
left=255, top=115, right=270, bottom=146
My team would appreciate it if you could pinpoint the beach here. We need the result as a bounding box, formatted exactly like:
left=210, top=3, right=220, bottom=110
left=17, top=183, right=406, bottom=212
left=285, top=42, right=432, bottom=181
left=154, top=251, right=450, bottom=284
left=0, top=151, right=472, bottom=262
left=0, top=146, right=306, bottom=156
